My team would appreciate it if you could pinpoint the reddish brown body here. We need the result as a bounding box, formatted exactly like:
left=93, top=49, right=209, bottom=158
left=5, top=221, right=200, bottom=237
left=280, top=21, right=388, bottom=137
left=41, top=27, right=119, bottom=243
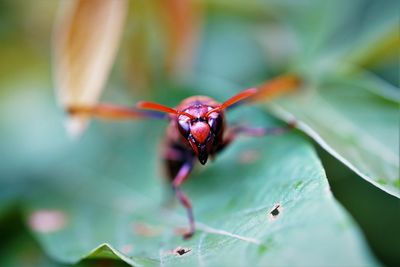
left=163, top=96, right=225, bottom=179
left=67, top=74, right=300, bottom=239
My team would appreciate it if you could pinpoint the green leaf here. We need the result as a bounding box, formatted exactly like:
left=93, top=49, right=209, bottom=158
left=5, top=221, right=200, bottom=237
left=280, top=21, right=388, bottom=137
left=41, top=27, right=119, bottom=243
left=0, top=233, right=65, bottom=267
left=269, top=75, right=399, bottom=197
left=265, top=0, right=400, bottom=197
left=12, top=106, right=379, bottom=266
left=277, top=0, right=399, bottom=71
left=0, top=230, right=131, bottom=267
left=192, top=0, right=399, bottom=197
left=0, top=2, right=395, bottom=266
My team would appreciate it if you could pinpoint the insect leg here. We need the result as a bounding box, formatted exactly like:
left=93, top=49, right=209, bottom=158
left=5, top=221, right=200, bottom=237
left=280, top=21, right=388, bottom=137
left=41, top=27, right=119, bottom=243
left=218, top=121, right=296, bottom=152
left=171, top=160, right=196, bottom=239
left=67, top=104, right=166, bottom=120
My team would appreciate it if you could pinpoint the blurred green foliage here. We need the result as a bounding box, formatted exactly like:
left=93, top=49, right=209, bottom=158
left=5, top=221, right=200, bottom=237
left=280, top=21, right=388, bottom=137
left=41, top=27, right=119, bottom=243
left=0, top=0, right=398, bottom=266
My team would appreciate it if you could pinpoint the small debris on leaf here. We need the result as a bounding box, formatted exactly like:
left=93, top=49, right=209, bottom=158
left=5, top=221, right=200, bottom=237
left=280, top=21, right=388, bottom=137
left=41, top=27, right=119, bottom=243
left=133, top=222, right=163, bottom=237
left=28, top=209, right=67, bottom=233
left=120, top=244, right=134, bottom=254
left=268, top=204, right=282, bottom=220
left=174, top=246, right=192, bottom=256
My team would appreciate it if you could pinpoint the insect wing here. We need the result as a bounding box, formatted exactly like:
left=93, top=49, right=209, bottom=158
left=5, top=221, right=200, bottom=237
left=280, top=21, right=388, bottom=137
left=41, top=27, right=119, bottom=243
left=68, top=103, right=167, bottom=120
left=251, top=74, right=301, bottom=103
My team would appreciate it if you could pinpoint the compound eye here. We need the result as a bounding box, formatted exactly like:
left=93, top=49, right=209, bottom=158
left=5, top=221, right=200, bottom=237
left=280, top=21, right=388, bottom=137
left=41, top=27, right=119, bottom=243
left=178, top=119, right=191, bottom=137
left=208, top=113, right=222, bottom=134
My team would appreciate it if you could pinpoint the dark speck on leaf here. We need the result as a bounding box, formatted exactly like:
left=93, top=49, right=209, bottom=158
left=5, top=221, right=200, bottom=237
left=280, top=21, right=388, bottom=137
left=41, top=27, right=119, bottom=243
left=174, top=247, right=191, bottom=256
left=268, top=204, right=282, bottom=220
left=271, top=205, right=280, bottom=216
left=271, top=207, right=279, bottom=216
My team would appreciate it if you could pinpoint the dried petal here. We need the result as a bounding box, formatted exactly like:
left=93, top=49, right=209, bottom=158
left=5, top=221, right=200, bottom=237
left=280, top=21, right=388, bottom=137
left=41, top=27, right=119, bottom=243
left=53, top=0, right=128, bottom=136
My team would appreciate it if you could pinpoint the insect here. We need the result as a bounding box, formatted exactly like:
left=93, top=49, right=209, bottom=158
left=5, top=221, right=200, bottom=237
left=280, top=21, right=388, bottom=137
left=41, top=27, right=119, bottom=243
left=67, top=74, right=300, bottom=239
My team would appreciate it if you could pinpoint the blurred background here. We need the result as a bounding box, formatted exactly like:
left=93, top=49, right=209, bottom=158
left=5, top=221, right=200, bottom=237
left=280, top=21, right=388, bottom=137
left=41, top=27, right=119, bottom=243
left=0, top=0, right=398, bottom=266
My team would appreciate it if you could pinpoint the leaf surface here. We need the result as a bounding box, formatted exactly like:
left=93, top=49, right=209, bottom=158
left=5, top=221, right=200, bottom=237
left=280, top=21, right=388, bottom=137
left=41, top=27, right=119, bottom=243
left=12, top=107, right=379, bottom=266
left=269, top=75, right=399, bottom=197
left=193, top=0, right=399, bottom=197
